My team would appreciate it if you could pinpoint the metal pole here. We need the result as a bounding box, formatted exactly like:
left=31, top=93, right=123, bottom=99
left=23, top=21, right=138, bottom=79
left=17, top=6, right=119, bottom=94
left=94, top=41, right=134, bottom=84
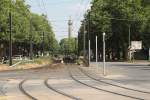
left=89, top=40, right=91, bottom=66
left=42, top=32, right=44, bottom=56
left=96, top=35, right=98, bottom=67
left=103, top=32, right=106, bottom=76
left=88, top=12, right=90, bottom=66
left=148, top=48, right=150, bottom=61
left=129, top=25, right=131, bottom=47
left=29, top=16, right=33, bottom=60
left=83, top=21, right=86, bottom=58
left=77, top=34, right=79, bottom=56
left=9, top=12, right=12, bottom=66
left=129, top=25, right=131, bottom=61
left=75, top=38, right=77, bottom=55
left=48, top=35, right=51, bottom=55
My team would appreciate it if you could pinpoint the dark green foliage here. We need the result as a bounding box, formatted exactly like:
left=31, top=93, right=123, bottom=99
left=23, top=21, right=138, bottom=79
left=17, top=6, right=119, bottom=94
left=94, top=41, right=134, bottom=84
left=78, top=0, right=150, bottom=60
left=59, top=38, right=78, bottom=55
left=0, top=0, right=58, bottom=56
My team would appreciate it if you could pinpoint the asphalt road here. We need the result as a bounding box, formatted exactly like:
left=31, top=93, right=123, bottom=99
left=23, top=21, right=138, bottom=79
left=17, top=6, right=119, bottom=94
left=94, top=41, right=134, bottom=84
left=0, top=62, right=150, bottom=100
left=89, top=62, right=150, bottom=89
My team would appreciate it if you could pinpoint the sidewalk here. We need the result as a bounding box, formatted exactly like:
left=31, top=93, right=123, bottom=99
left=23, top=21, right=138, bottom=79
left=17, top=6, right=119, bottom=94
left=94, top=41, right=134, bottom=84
left=80, top=61, right=150, bottom=90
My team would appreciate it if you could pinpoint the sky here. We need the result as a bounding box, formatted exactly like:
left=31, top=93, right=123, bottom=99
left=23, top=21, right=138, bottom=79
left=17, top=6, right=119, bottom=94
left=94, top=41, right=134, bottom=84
left=25, top=0, right=92, bottom=41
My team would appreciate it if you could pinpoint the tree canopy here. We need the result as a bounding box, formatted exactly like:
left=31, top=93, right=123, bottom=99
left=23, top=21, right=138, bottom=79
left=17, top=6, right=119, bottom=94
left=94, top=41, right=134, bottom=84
left=78, top=0, right=150, bottom=60
left=0, top=0, right=58, bottom=56
left=59, top=38, right=77, bottom=55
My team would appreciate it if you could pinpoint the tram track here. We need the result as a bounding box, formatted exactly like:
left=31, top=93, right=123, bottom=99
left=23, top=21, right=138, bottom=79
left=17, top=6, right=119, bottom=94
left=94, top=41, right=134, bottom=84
left=0, top=82, right=6, bottom=96
left=68, top=66, right=146, bottom=100
left=78, top=67, right=150, bottom=94
left=5, top=64, right=150, bottom=100
left=19, top=79, right=37, bottom=100
left=44, top=79, right=81, bottom=100
left=19, top=79, right=81, bottom=100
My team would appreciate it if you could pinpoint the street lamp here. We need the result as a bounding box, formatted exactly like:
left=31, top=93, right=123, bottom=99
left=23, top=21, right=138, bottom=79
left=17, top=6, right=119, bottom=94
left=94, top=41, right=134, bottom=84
left=41, top=32, right=45, bottom=56
left=128, top=24, right=132, bottom=61
left=28, top=10, right=33, bottom=60
left=88, top=40, right=91, bottom=66
left=9, top=0, right=16, bottom=66
left=96, top=35, right=98, bottom=67
left=75, top=38, right=77, bottom=56
left=103, top=32, right=106, bottom=76
left=83, top=21, right=86, bottom=58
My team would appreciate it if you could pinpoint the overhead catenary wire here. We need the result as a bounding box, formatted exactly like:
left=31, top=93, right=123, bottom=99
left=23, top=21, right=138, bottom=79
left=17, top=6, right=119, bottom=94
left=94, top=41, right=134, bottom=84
left=72, top=0, right=87, bottom=29
left=36, top=0, right=45, bottom=14
left=26, top=0, right=74, bottom=7
left=73, top=0, right=85, bottom=23
left=41, top=0, right=48, bottom=16
left=72, top=0, right=91, bottom=34
left=26, top=0, right=149, bottom=42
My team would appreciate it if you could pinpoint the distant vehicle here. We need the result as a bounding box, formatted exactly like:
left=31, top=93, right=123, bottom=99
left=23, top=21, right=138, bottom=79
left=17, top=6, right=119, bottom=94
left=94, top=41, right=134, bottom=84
left=63, top=54, right=76, bottom=63
left=53, top=55, right=62, bottom=63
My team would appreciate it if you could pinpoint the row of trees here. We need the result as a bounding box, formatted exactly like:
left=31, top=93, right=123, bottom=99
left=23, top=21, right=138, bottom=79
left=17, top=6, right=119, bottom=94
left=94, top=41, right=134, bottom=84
left=78, top=0, right=150, bottom=60
left=59, top=37, right=78, bottom=55
left=0, top=0, right=58, bottom=58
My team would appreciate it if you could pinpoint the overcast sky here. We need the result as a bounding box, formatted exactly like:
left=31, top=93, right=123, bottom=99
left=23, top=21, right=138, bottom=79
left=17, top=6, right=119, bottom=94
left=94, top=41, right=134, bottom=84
left=25, top=0, right=92, bottom=41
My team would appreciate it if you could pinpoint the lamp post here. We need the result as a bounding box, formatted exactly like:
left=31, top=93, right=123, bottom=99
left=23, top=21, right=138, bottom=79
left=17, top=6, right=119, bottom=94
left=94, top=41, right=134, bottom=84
left=75, top=38, right=77, bottom=56
left=96, top=35, right=98, bottom=67
left=9, top=0, right=17, bottom=66
left=9, top=0, right=16, bottom=66
left=103, top=32, right=106, bottom=76
left=41, top=32, right=44, bottom=56
left=9, top=11, right=12, bottom=66
left=88, top=12, right=91, bottom=67
left=29, top=15, right=33, bottom=60
left=83, top=21, right=86, bottom=58
left=148, top=48, right=150, bottom=61
left=128, top=24, right=131, bottom=61
left=88, top=40, right=91, bottom=66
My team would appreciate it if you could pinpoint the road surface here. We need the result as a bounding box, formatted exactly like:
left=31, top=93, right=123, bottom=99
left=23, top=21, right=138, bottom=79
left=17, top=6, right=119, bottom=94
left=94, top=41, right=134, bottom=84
left=0, top=62, right=150, bottom=100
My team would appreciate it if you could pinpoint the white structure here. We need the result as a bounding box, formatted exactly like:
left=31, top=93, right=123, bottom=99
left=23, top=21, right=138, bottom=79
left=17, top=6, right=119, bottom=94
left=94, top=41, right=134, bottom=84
left=103, top=32, right=106, bottom=76
left=131, top=41, right=142, bottom=50
left=96, top=36, right=98, bottom=67
left=68, top=17, right=73, bottom=38
left=89, top=40, right=91, bottom=66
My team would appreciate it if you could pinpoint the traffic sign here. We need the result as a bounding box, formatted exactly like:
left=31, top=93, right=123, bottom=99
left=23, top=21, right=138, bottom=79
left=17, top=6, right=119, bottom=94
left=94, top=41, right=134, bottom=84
left=131, top=41, right=142, bottom=50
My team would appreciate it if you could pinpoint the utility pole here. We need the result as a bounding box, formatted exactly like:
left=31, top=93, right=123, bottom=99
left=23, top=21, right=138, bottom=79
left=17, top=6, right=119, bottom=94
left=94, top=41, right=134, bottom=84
left=149, top=48, right=150, bottom=61
left=29, top=16, right=33, bottom=60
left=8, top=0, right=16, bottom=66
left=128, top=24, right=131, bottom=61
left=89, top=40, right=91, bottom=66
left=88, top=12, right=90, bottom=66
left=83, top=21, right=86, bottom=58
left=48, top=35, right=51, bottom=55
left=103, top=32, right=106, bottom=76
left=96, top=35, right=98, bottom=67
left=129, top=24, right=131, bottom=47
left=9, top=12, right=12, bottom=66
left=75, top=38, right=77, bottom=55
left=77, top=34, right=80, bottom=56
left=42, top=32, right=44, bottom=56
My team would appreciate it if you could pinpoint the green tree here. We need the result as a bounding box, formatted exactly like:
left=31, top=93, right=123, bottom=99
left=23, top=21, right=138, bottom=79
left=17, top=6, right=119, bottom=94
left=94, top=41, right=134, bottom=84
left=0, top=0, right=58, bottom=57
left=59, top=38, right=77, bottom=55
left=78, top=0, right=150, bottom=60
